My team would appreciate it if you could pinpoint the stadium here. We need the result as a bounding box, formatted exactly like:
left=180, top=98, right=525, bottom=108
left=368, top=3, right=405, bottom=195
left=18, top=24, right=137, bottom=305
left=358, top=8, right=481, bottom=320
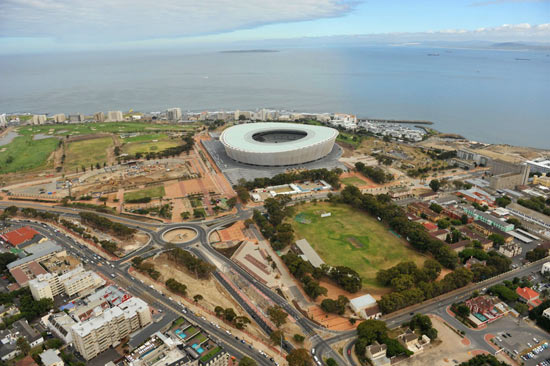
left=219, top=123, right=339, bottom=166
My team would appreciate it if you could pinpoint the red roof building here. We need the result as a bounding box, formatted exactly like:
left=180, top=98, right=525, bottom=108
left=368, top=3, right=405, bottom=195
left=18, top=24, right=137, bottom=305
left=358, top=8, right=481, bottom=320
left=422, top=222, right=438, bottom=231
left=1, top=226, right=40, bottom=246
left=516, top=287, right=541, bottom=308
left=465, top=295, right=494, bottom=314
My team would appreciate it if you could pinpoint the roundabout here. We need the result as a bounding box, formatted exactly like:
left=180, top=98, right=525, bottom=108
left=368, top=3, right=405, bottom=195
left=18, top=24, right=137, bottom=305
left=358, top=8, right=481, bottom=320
left=161, top=227, right=199, bottom=244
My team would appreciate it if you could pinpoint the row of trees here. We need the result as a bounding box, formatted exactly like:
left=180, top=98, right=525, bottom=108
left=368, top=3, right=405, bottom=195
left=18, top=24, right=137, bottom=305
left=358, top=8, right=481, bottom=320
left=60, top=219, right=119, bottom=256
left=334, top=186, right=459, bottom=269
left=239, top=168, right=342, bottom=191
left=281, top=252, right=327, bottom=300
left=165, top=247, right=215, bottom=279
left=253, top=197, right=295, bottom=251
left=378, top=267, right=474, bottom=314
left=131, top=256, right=161, bottom=280
left=165, top=278, right=187, bottom=295
left=354, top=162, right=393, bottom=184
left=79, top=212, right=136, bottom=239
left=518, top=196, right=550, bottom=216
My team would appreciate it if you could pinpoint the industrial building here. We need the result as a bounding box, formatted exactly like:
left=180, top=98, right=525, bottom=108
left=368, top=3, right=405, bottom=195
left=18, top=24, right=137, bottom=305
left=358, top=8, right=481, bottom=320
left=527, top=159, right=550, bottom=174
left=219, top=122, right=338, bottom=166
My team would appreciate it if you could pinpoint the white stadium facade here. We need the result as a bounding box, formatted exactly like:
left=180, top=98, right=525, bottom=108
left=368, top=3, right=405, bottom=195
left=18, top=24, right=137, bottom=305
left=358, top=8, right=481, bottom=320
left=219, top=122, right=338, bottom=166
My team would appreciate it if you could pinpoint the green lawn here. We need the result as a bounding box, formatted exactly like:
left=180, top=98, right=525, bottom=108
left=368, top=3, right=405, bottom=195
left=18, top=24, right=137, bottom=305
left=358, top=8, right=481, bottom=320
left=65, top=137, right=113, bottom=170
left=341, top=176, right=368, bottom=187
left=17, top=122, right=195, bottom=137
left=290, top=202, right=427, bottom=289
left=124, top=185, right=165, bottom=201
left=121, top=133, right=180, bottom=155
left=0, top=135, right=58, bottom=174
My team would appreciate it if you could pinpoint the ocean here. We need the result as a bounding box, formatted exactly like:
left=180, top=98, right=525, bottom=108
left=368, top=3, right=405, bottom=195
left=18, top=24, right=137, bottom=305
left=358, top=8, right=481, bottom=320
left=1, top=46, right=549, bottom=148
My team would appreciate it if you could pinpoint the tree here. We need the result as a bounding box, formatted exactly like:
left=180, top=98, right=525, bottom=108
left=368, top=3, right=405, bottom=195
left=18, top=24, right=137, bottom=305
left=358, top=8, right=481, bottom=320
left=239, top=356, right=257, bottom=366
left=270, top=329, right=284, bottom=345
left=456, top=304, right=470, bottom=318
left=286, top=348, right=313, bottom=366
left=293, top=334, right=305, bottom=343
left=356, top=319, right=388, bottom=344
left=514, top=302, right=528, bottom=315
left=267, top=305, right=288, bottom=327
left=17, top=337, right=30, bottom=355
left=526, top=247, right=548, bottom=262
left=326, top=359, right=338, bottom=366
left=193, top=294, right=203, bottom=302
left=495, top=196, right=511, bottom=208
left=429, top=179, right=441, bottom=192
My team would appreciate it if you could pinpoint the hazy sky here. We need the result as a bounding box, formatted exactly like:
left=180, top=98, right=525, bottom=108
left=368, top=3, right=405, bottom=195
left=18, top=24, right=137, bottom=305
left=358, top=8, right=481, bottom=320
left=0, top=0, right=549, bottom=53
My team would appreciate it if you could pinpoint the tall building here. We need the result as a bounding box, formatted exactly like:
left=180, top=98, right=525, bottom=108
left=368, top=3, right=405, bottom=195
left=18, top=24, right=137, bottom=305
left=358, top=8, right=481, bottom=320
left=69, top=114, right=84, bottom=123
left=31, top=114, right=47, bottom=125
left=94, top=112, right=105, bottom=122
left=166, top=108, right=182, bottom=121
left=29, top=266, right=105, bottom=300
left=52, top=114, right=66, bottom=123
left=70, top=297, right=151, bottom=360
left=106, top=111, right=123, bottom=122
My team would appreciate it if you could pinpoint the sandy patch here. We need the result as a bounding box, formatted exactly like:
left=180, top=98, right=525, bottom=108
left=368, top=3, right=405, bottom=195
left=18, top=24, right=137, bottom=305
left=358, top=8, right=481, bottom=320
left=163, top=228, right=197, bottom=243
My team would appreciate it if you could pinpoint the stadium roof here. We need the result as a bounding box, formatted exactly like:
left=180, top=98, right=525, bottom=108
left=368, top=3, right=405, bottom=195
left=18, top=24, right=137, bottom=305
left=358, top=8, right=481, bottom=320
left=220, top=122, right=337, bottom=153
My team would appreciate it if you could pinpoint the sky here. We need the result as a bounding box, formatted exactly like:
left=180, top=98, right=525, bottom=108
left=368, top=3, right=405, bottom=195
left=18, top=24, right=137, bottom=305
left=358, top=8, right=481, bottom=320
left=0, top=0, right=549, bottom=53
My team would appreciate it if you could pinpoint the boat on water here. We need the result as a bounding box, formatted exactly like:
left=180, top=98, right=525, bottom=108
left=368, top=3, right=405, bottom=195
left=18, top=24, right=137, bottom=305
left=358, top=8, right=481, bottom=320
left=427, top=53, right=440, bottom=56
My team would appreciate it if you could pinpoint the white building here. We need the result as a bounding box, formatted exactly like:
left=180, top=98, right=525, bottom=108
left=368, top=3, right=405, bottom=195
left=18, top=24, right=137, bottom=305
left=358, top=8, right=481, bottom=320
left=29, top=266, right=105, bottom=300
left=542, top=262, right=550, bottom=275
left=350, top=294, right=381, bottom=319
left=166, top=108, right=182, bottom=121
left=106, top=110, right=124, bottom=122
left=543, top=307, right=550, bottom=320
left=71, top=297, right=151, bottom=360
left=52, top=114, right=66, bottom=123
left=0, top=114, right=6, bottom=127
left=31, top=114, right=47, bottom=125
left=527, top=159, right=550, bottom=174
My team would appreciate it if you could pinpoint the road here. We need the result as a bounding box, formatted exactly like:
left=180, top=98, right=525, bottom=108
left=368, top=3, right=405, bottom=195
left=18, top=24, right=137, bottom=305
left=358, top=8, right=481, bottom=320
left=3, top=201, right=548, bottom=366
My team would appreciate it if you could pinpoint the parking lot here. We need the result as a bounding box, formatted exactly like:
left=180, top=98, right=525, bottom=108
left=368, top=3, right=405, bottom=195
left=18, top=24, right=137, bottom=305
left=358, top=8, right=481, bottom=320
left=488, top=316, right=550, bottom=366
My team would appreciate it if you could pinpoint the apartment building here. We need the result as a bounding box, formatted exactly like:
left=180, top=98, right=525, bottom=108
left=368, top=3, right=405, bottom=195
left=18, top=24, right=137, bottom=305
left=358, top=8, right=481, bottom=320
left=29, top=266, right=105, bottom=300
left=107, top=111, right=124, bottom=122
left=71, top=297, right=151, bottom=360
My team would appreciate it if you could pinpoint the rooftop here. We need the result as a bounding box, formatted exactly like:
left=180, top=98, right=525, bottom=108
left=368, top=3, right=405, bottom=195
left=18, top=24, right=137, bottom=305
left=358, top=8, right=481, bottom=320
left=7, top=241, right=62, bottom=270
left=1, top=226, right=40, bottom=246
left=295, top=238, right=325, bottom=268
left=350, top=294, right=377, bottom=310
left=39, top=349, right=63, bottom=366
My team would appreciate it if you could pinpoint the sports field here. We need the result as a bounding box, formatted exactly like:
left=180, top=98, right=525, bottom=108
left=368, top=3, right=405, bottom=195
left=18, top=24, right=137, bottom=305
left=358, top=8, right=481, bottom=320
left=121, top=133, right=180, bottom=155
left=124, top=185, right=165, bottom=201
left=291, top=202, right=427, bottom=289
left=65, top=137, right=113, bottom=170
left=341, top=176, right=368, bottom=187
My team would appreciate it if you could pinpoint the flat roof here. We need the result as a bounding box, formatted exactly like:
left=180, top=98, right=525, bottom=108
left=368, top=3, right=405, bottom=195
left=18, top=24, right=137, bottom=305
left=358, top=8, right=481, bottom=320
left=350, top=294, right=376, bottom=309
left=295, top=239, right=325, bottom=268
left=220, top=122, right=338, bottom=153
left=7, top=241, right=62, bottom=270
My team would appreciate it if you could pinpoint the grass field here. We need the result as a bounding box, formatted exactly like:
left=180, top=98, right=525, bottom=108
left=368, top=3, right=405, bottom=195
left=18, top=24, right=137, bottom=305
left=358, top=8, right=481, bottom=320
left=0, top=135, right=58, bottom=174
left=290, top=202, right=427, bottom=289
left=65, top=137, right=113, bottom=170
left=124, top=185, right=165, bottom=201
left=17, top=122, right=195, bottom=138
left=341, top=176, right=368, bottom=187
left=121, top=133, right=180, bottom=155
